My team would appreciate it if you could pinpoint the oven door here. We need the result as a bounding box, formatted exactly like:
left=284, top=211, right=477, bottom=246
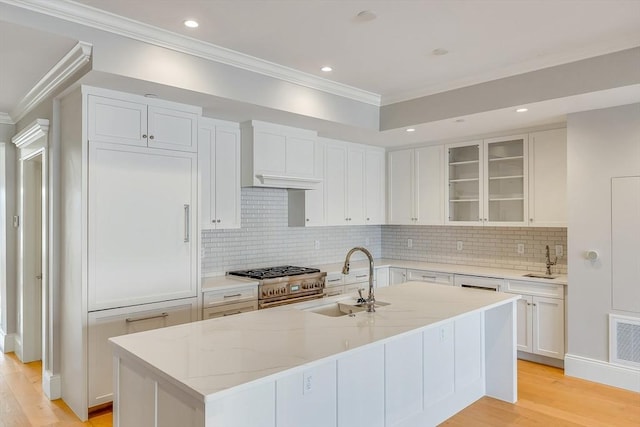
left=259, top=292, right=325, bottom=309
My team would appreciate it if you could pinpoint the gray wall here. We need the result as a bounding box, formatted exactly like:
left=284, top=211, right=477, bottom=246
left=566, top=103, right=640, bottom=361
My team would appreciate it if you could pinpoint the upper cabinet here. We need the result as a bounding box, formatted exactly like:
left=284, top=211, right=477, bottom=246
left=388, top=145, right=444, bottom=225
left=288, top=140, right=326, bottom=227
left=528, top=129, right=567, bottom=227
left=87, top=91, right=199, bottom=152
left=325, top=139, right=385, bottom=226
left=199, top=118, right=241, bottom=230
left=241, top=121, right=321, bottom=189
left=445, top=135, right=528, bottom=226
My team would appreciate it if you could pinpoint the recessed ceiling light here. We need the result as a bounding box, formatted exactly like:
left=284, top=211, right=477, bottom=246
left=184, top=20, right=199, bottom=28
left=432, top=48, right=449, bottom=56
left=355, top=10, right=377, bottom=22
left=406, top=128, right=416, bottom=132
left=321, top=66, right=333, bottom=72
left=516, top=108, right=528, bottom=113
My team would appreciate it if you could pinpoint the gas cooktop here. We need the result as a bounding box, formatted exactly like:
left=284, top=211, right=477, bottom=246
left=228, top=266, right=321, bottom=280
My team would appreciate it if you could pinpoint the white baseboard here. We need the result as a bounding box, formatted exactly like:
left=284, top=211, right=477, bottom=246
left=565, top=353, right=640, bottom=393
left=43, top=370, right=62, bottom=400
left=0, top=331, right=15, bottom=353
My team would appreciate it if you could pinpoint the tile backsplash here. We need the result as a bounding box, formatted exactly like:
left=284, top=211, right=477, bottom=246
left=201, top=188, right=567, bottom=276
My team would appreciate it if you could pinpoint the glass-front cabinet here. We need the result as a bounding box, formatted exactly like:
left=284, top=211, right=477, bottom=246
left=446, top=135, right=528, bottom=225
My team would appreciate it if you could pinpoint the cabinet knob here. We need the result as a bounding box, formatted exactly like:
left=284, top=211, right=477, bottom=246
left=306, top=218, right=310, bottom=222
left=142, top=134, right=147, bottom=139
left=484, top=218, right=488, bottom=222
left=530, top=218, right=534, bottom=222
left=149, top=135, right=154, bottom=140
left=217, top=219, right=221, bottom=223
left=366, top=217, right=370, bottom=221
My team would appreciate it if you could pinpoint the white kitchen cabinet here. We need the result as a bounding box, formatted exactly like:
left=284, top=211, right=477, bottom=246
left=528, top=128, right=567, bottom=227
left=326, top=140, right=367, bottom=225
left=446, top=136, right=528, bottom=226
left=389, top=267, right=407, bottom=285
left=88, top=298, right=197, bottom=408
left=423, top=322, right=455, bottom=408
left=241, top=120, right=320, bottom=189
left=505, top=279, right=565, bottom=359
left=337, top=345, right=385, bottom=427
left=375, top=266, right=390, bottom=288
left=202, top=284, right=258, bottom=319
left=288, top=140, right=326, bottom=226
left=385, top=333, right=423, bottom=426
left=88, top=142, right=197, bottom=311
left=388, top=146, right=444, bottom=225
left=276, top=360, right=337, bottom=427
left=365, top=147, right=386, bottom=224
left=406, top=269, right=454, bottom=285
left=199, top=118, right=241, bottom=229
left=87, top=91, right=198, bottom=152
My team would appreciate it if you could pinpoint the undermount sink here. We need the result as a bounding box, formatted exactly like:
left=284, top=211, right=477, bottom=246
left=303, top=299, right=391, bottom=317
left=522, top=273, right=558, bottom=279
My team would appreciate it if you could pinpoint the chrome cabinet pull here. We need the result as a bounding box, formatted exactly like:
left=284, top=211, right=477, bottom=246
left=422, top=275, right=437, bottom=280
left=149, top=135, right=154, bottom=140
left=184, top=204, right=190, bottom=242
left=356, top=274, right=367, bottom=279
left=126, top=312, right=168, bottom=323
left=142, top=134, right=147, bottom=139
left=223, top=293, right=242, bottom=299
left=223, top=311, right=243, bottom=316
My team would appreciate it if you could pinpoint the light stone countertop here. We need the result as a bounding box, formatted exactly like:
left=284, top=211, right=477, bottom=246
left=110, top=282, right=518, bottom=402
left=313, top=258, right=568, bottom=285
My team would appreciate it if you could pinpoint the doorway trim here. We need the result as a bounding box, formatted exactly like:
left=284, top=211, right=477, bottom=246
left=12, top=119, right=59, bottom=398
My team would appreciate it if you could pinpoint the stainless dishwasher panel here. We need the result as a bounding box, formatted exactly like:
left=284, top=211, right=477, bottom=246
left=454, top=274, right=504, bottom=291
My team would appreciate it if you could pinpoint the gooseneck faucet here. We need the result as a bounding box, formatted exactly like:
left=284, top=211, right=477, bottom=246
left=545, top=245, right=557, bottom=275
left=342, top=247, right=375, bottom=312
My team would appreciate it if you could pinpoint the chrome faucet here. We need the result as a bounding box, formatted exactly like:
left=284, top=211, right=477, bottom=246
left=342, top=247, right=375, bottom=312
left=545, top=245, right=557, bottom=275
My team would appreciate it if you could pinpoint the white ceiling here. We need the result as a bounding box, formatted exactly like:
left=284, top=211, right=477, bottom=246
left=1, top=0, right=639, bottom=145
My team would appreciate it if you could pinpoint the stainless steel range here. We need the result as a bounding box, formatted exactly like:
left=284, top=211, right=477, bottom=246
left=227, top=266, right=326, bottom=309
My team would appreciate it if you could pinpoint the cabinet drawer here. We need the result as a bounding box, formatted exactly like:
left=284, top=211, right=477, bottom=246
left=325, top=286, right=345, bottom=297
left=344, top=283, right=366, bottom=294
left=88, top=298, right=197, bottom=408
left=203, top=300, right=258, bottom=319
left=344, top=269, right=370, bottom=284
left=407, top=269, right=454, bottom=285
left=325, top=272, right=344, bottom=287
left=505, top=280, right=564, bottom=299
left=203, top=285, right=258, bottom=307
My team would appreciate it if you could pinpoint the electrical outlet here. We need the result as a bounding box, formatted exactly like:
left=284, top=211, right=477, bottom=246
left=517, top=243, right=525, bottom=255
left=555, top=245, right=563, bottom=257
left=314, top=240, right=320, bottom=250
left=456, top=241, right=463, bottom=251
left=407, top=239, right=413, bottom=248
left=303, top=370, right=313, bottom=394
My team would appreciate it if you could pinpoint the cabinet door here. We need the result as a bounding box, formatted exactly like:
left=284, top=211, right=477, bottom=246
left=365, top=148, right=386, bottom=224
left=484, top=135, right=528, bottom=225
left=147, top=105, right=198, bottom=152
left=512, top=294, right=533, bottom=353
left=454, top=312, right=483, bottom=391
left=88, top=298, right=197, bottom=408
left=87, top=95, right=147, bottom=147
left=276, top=360, right=336, bottom=427
left=424, top=322, right=454, bottom=408
left=88, top=143, right=197, bottom=310
left=528, top=129, right=567, bottom=226
left=386, top=333, right=423, bottom=426
left=446, top=141, right=483, bottom=225
left=214, top=126, right=241, bottom=229
left=375, top=267, right=390, bottom=288
left=337, top=345, right=384, bottom=427
left=305, top=140, right=326, bottom=226
left=347, top=145, right=366, bottom=224
left=533, top=296, right=565, bottom=359
left=326, top=142, right=348, bottom=225
left=388, top=149, right=414, bottom=225
left=415, top=145, right=444, bottom=225
left=389, top=268, right=407, bottom=285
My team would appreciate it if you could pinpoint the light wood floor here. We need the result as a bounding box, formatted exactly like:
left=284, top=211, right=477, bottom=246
left=1, top=351, right=638, bottom=426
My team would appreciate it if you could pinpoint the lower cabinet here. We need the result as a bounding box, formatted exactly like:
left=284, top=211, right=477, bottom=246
left=407, top=269, right=454, bottom=285
left=389, top=267, right=407, bottom=285
left=505, top=280, right=565, bottom=359
left=202, top=284, right=258, bottom=319
left=88, top=298, right=197, bottom=408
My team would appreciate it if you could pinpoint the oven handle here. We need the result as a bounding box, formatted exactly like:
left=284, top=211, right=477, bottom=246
left=259, top=293, right=324, bottom=309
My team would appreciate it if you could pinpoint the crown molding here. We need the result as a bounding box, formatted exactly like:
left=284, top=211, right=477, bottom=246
left=11, top=118, right=49, bottom=148
left=0, top=113, right=15, bottom=125
left=3, top=0, right=381, bottom=106
left=10, top=40, right=91, bottom=124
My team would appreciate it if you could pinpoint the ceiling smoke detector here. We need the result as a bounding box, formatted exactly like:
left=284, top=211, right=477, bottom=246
left=355, top=10, right=377, bottom=22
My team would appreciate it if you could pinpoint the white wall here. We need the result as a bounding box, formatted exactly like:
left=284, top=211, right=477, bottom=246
left=566, top=103, right=640, bottom=390
left=0, top=123, right=17, bottom=353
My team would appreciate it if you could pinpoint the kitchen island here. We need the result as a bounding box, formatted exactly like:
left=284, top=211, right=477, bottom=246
left=109, top=282, right=518, bottom=427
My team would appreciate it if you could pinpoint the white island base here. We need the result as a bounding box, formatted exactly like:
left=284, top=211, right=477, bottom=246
left=110, top=283, right=518, bottom=427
